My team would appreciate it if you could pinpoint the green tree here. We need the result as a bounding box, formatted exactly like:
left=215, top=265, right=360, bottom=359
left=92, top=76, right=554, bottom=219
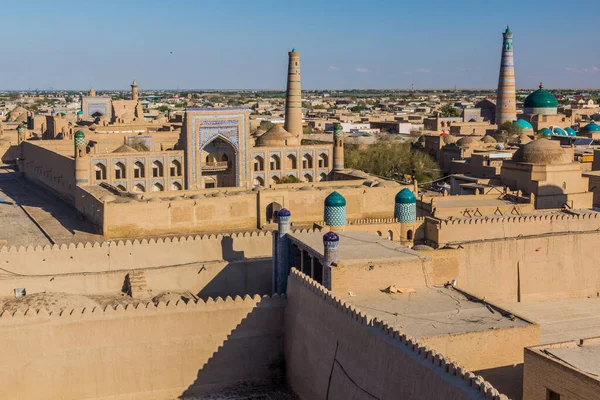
left=439, top=104, right=460, bottom=117
left=344, top=142, right=440, bottom=182
left=495, top=121, right=523, bottom=142
left=277, top=175, right=302, bottom=184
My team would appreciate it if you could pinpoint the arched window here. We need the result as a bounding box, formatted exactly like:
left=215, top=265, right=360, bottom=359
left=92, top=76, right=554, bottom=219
left=407, top=230, right=413, bottom=241
left=270, top=154, right=281, bottom=170
left=271, top=175, right=280, bottom=185
left=254, top=176, right=264, bottom=186
left=134, top=161, right=145, bottom=178
left=205, top=154, right=216, bottom=164
left=286, top=154, right=297, bottom=169
left=221, top=154, right=229, bottom=162
left=387, top=230, right=393, bottom=241
left=95, top=163, right=106, bottom=180
left=319, top=173, right=327, bottom=182
left=116, top=184, right=126, bottom=192
left=376, top=231, right=382, bottom=237
left=318, top=153, right=329, bottom=168
left=171, top=181, right=182, bottom=191
left=302, top=154, right=313, bottom=169
left=304, top=173, right=313, bottom=182
left=170, top=160, right=182, bottom=177
left=114, top=162, right=126, bottom=179
left=152, top=182, right=164, bottom=192
left=152, top=160, right=163, bottom=177
left=133, top=183, right=145, bottom=193
left=254, top=156, right=264, bottom=172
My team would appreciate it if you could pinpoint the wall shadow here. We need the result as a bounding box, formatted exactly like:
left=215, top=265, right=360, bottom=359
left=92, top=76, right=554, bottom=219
left=178, top=297, right=287, bottom=399
left=475, top=364, right=523, bottom=400
left=0, top=175, right=98, bottom=236
left=196, top=257, right=272, bottom=300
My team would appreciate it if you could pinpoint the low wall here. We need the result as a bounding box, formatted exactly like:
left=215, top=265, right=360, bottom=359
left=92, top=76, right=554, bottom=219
left=285, top=269, right=506, bottom=400
left=0, top=258, right=272, bottom=299
left=0, top=294, right=286, bottom=399
left=22, top=141, right=75, bottom=202
left=428, top=212, right=600, bottom=247
left=0, top=230, right=281, bottom=276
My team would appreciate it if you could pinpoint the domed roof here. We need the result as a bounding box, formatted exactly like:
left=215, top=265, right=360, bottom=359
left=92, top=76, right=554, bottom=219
left=513, top=119, right=533, bottom=130
left=456, top=136, right=479, bottom=148
left=512, top=139, right=571, bottom=165
left=395, top=188, right=416, bottom=204
left=553, top=127, right=567, bottom=136
left=539, top=128, right=553, bottom=138
left=481, top=135, right=497, bottom=143
left=76, top=110, right=83, bottom=115
left=519, top=133, right=532, bottom=144
left=74, top=130, right=85, bottom=139
left=323, top=232, right=339, bottom=242
left=524, top=83, right=558, bottom=109
left=325, top=191, right=346, bottom=207
left=581, top=122, right=600, bottom=133
left=443, top=135, right=458, bottom=144
left=565, top=127, right=577, bottom=137
left=278, top=208, right=291, bottom=217
left=254, top=124, right=298, bottom=147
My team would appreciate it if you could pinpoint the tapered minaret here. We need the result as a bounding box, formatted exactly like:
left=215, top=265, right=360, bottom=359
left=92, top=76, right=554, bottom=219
left=495, top=26, right=517, bottom=126
left=284, top=48, right=303, bottom=141
left=131, top=80, right=139, bottom=101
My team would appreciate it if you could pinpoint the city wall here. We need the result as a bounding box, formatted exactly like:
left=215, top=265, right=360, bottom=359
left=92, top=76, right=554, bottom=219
left=0, top=294, right=286, bottom=399
left=429, top=212, right=600, bottom=246
left=429, top=229, right=600, bottom=303
left=285, top=269, right=506, bottom=400
left=21, top=141, right=75, bottom=202
left=0, top=231, right=278, bottom=276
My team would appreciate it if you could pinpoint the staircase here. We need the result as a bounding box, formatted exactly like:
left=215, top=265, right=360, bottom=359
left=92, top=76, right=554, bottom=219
left=126, top=270, right=152, bottom=299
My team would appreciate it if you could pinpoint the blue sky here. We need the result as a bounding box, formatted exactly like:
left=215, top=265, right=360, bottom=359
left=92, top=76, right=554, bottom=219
left=1, top=0, right=598, bottom=90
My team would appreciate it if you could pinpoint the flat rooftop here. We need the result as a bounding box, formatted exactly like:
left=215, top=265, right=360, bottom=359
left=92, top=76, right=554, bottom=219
left=541, top=341, right=600, bottom=378
left=288, top=231, right=425, bottom=266
left=501, top=297, right=600, bottom=345
left=339, top=286, right=531, bottom=338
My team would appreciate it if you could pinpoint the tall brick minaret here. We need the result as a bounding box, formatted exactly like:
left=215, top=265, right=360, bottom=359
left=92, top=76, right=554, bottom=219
left=284, top=48, right=303, bottom=141
left=495, top=26, right=517, bottom=126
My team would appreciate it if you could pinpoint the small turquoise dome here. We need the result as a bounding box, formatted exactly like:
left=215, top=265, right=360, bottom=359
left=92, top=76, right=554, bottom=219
left=76, top=110, right=83, bottom=115
left=74, top=130, right=85, bottom=139
left=291, top=47, right=297, bottom=52
left=581, top=122, right=600, bottom=133
left=553, top=127, right=567, bottom=136
left=395, top=188, right=416, bottom=204
left=325, top=191, right=346, bottom=207
left=565, top=127, right=577, bottom=137
left=513, top=119, right=533, bottom=130
left=539, top=128, right=553, bottom=138
left=524, top=83, right=558, bottom=110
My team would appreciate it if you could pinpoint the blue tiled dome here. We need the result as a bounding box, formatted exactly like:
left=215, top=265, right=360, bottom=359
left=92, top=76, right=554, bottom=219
left=323, top=232, right=339, bottom=242
left=553, top=127, right=567, bottom=136
left=278, top=208, right=291, bottom=217
left=581, top=122, right=600, bottom=133
left=539, top=128, right=553, bottom=138
left=565, top=127, right=577, bottom=137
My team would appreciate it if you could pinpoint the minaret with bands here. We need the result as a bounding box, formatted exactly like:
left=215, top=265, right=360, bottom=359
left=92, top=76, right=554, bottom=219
left=495, top=26, right=517, bottom=125
left=284, top=48, right=303, bottom=141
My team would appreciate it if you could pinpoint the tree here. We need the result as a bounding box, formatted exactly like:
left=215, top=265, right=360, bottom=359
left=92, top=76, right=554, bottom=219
left=277, top=175, right=302, bottom=184
left=129, top=138, right=150, bottom=152
left=439, top=104, right=460, bottom=117
left=344, top=142, right=440, bottom=182
left=495, top=121, right=522, bottom=143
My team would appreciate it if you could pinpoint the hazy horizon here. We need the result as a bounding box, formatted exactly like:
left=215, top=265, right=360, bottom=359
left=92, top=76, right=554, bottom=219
left=1, top=0, right=598, bottom=91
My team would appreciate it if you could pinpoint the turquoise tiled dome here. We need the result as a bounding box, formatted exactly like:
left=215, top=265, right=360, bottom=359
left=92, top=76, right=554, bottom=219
left=539, top=128, right=553, bottom=138
left=324, top=191, right=346, bottom=226
left=513, top=119, right=533, bottom=130
left=565, top=127, right=577, bottom=137
left=581, top=122, right=600, bottom=133
left=394, top=188, right=417, bottom=223
left=553, top=127, right=567, bottom=136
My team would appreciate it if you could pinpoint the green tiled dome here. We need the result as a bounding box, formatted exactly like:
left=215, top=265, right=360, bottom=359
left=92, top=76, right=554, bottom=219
left=581, top=122, right=600, bottom=133
left=513, top=119, right=533, bottom=130
left=395, top=188, right=416, bottom=204
left=539, top=128, right=553, bottom=138
left=565, top=127, right=577, bottom=137
left=524, top=83, right=558, bottom=109
left=325, top=191, right=346, bottom=207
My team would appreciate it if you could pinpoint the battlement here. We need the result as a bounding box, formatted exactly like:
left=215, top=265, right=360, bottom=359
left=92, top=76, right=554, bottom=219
left=288, top=269, right=506, bottom=399
left=0, top=293, right=286, bottom=321
left=314, top=216, right=426, bottom=226
left=439, top=212, right=600, bottom=226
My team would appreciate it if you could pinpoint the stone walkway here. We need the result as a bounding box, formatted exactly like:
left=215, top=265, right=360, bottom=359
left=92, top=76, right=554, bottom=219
left=182, top=385, right=292, bottom=400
